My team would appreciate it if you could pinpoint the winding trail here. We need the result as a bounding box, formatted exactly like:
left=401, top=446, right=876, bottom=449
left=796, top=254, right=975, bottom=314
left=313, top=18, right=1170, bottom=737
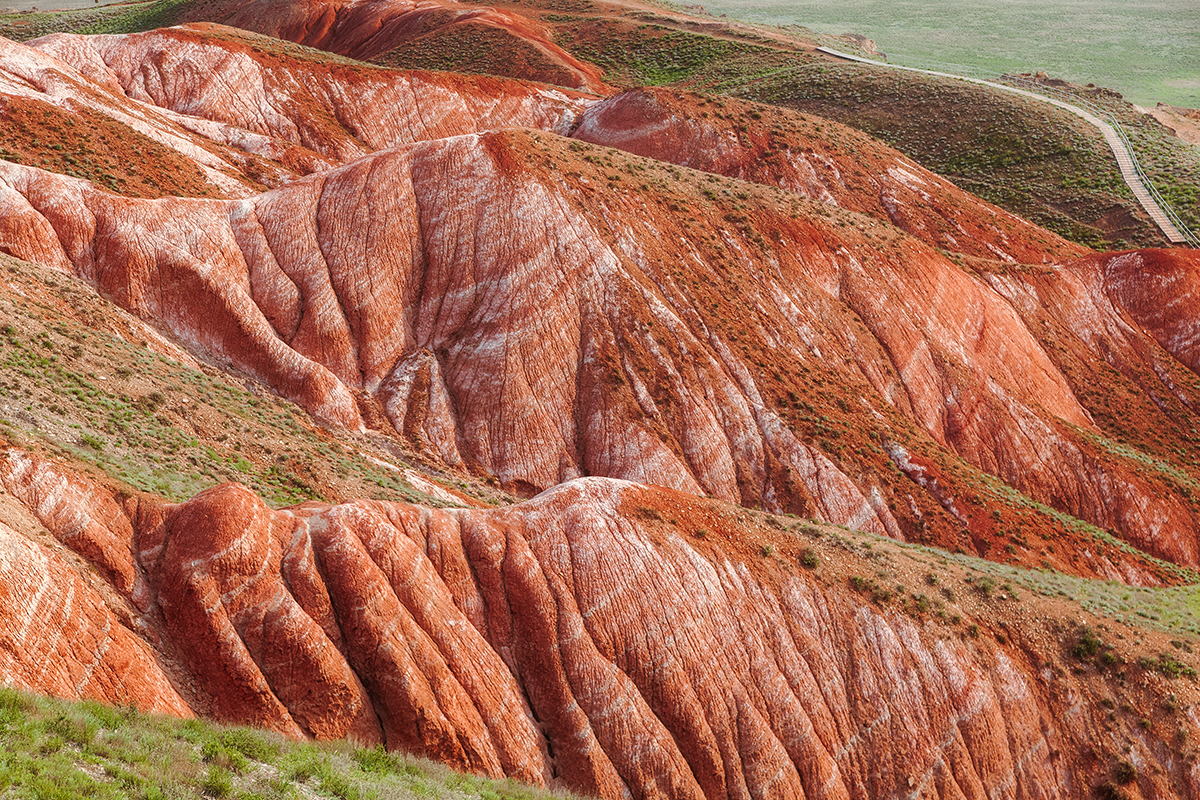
left=814, top=46, right=1193, bottom=246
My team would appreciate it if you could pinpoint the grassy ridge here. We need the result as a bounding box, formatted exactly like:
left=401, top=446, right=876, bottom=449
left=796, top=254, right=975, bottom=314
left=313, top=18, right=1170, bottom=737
left=0, top=687, right=576, bottom=800
left=543, top=10, right=1173, bottom=249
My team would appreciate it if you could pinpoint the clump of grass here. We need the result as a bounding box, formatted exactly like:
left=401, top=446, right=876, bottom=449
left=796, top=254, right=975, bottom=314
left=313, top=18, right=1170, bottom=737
left=1072, top=626, right=1103, bottom=659
left=1095, top=782, right=1130, bottom=800
left=199, top=765, right=233, bottom=797
left=635, top=505, right=664, bottom=522
left=849, top=575, right=893, bottom=603
left=1138, top=653, right=1199, bottom=680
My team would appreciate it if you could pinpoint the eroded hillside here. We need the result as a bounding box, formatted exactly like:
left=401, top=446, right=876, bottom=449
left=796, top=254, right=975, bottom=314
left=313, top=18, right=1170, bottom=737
left=3, top=434, right=1200, bottom=799
left=0, top=16, right=1197, bottom=800
left=4, top=27, right=1200, bottom=577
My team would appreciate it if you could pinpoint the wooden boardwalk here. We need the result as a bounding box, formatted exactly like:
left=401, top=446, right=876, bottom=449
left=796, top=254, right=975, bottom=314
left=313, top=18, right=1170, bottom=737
left=815, top=46, right=1193, bottom=246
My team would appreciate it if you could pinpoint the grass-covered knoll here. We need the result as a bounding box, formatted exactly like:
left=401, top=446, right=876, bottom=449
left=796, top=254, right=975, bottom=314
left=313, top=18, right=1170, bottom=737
left=0, top=686, right=578, bottom=800
left=738, top=60, right=1163, bottom=249
left=73, top=0, right=192, bottom=34
left=371, top=19, right=587, bottom=89
left=1118, top=115, right=1200, bottom=240
left=0, top=253, right=508, bottom=509
left=553, top=19, right=779, bottom=87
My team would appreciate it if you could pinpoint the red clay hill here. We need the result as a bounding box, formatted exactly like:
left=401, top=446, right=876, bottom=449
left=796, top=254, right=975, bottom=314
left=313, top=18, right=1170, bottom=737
left=3, top=448, right=1199, bottom=799
left=0, top=23, right=1199, bottom=800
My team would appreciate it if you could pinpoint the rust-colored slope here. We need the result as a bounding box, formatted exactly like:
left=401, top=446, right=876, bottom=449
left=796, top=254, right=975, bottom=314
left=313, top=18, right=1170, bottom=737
left=3, top=126, right=1200, bottom=577
left=162, top=0, right=608, bottom=91
left=975, top=249, right=1200, bottom=569
left=32, top=25, right=591, bottom=175
left=1101, top=248, right=1200, bottom=374
left=0, top=93, right=221, bottom=199
left=570, top=87, right=1086, bottom=263
left=0, top=449, right=1196, bottom=799
left=0, top=451, right=190, bottom=716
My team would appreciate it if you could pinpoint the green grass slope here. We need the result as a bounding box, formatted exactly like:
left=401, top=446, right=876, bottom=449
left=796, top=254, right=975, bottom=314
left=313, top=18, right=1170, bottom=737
left=0, top=687, right=581, bottom=800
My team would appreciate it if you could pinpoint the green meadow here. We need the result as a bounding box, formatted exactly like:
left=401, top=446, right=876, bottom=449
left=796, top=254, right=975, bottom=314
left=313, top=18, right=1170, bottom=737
left=699, top=0, right=1199, bottom=108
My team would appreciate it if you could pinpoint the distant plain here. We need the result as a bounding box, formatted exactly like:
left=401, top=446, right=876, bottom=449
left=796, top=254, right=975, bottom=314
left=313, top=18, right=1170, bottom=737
left=699, top=0, right=1199, bottom=108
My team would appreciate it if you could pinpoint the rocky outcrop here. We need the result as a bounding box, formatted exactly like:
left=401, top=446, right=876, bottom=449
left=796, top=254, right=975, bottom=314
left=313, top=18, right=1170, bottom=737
left=0, top=452, right=188, bottom=716
left=0, top=28, right=589, bottom=197
left=1100, top=248, right=1200, bottom=373
left=0, top=449, right=1195, bottom=799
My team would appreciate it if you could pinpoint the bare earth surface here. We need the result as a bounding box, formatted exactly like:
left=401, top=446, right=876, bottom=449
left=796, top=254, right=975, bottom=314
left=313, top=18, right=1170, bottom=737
left=1145, top=104, right=1200, bottom=148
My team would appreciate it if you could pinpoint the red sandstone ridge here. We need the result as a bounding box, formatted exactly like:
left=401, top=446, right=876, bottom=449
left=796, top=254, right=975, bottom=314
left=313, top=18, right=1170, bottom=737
left=0, top=448, right=1196, bottom=799
left=14, top=30, right=1083, bottom=264
left=2, top=110, right=1200, bottom=575
left=0, top=452, right=190, bottom=717
left=21, top=26, right=591, bottom=192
